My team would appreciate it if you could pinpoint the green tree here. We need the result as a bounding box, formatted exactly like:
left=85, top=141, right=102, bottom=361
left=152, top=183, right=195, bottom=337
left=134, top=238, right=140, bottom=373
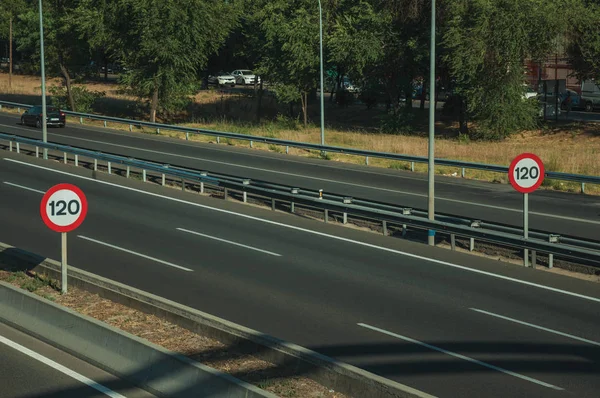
left=566, top=0, right=600, bottom=81
left=16, top=0, right=92, bottom=111
left=0, top=0, right=27, bottom=88
left=104, top=0, right=238, bottom=122
left=444, top=0, right=567, bottom=139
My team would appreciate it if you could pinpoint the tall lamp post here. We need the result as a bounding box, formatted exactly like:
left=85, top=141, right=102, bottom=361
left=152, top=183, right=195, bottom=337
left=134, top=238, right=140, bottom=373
left=427, top=0, right=436, bottom=246
left=38, top=0, right=48, bottom=159
left=318, top=0, right=325, bottom=146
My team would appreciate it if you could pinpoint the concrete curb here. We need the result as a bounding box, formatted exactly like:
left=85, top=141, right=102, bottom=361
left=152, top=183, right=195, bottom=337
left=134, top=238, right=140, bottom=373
left=0, top=243, right=435, bottom=398
left=0, top=282, right=277, bottom=398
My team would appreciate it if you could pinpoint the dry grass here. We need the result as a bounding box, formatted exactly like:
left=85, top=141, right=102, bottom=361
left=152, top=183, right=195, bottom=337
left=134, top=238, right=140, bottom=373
left=0, top=265, right=349, bottom=398
left=2, top=72, right=599, bottom=193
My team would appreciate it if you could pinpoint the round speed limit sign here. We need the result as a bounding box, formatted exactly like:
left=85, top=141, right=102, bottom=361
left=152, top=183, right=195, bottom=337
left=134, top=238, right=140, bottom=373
left=508, top=153, right=545, bottom=194
left=40, top=183, right=88, bottom=233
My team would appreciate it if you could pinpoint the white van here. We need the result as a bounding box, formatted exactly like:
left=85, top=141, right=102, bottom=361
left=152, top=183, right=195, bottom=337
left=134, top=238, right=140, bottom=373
left=580, top=80, right=600, bottom=112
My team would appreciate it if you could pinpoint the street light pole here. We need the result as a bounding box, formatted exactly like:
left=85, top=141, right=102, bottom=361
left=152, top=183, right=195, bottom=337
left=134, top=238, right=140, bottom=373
left=38, top=0, right=48, bottom=159
left=318, top=0, right=325, bottom=146
left=427, top=0, right=436, bottom=246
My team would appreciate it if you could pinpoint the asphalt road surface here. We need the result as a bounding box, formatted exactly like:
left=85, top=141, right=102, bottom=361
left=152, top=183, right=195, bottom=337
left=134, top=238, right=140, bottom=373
left=0, top=113, right=598, bottom=243
left=0, top=321, right=154, bottom=398
left=1, top=151, right=599, bottom=397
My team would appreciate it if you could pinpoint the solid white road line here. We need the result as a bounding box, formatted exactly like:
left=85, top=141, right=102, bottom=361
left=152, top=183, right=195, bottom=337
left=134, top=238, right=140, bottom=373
left=357, top=323, right=563, bottom=391
left=0, top=334, right=127, bottom=398
left=3, top=181, right=45, bottom=194
left=77, top=235, right=193, bottom=272
left=471, top=308, right=600, bottom=347
left=177, top=228, right=281, bottom=257
left=4, top=124, right=595, bottom=225
left=6, top=158, right=600, bottom=304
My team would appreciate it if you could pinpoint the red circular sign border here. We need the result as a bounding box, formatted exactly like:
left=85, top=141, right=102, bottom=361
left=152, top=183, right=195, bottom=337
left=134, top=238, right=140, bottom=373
left=508, top=153, right=545, bottom=194
left=40, top=183, right=88, bottom=233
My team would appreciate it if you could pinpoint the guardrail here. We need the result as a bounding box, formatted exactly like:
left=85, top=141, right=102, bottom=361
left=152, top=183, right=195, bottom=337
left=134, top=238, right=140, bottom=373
left=1, top=100, right=598, bottom=192
left=1, top=132, right=599, bottom=268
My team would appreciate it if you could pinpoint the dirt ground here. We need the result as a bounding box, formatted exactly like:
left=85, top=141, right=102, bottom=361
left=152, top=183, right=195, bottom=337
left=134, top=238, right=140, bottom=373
left=0, top=264, right=349, bottom=398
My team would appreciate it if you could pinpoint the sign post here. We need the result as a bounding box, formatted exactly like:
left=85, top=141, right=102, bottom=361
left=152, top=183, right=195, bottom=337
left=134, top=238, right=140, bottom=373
left=40, top=184, right=88, bottom=293
left=508, top=153, right=545, bottom=267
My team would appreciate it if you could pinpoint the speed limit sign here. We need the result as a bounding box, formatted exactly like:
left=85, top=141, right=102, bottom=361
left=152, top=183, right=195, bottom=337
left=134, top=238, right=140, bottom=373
left=40, top=183, right=88, bottom=294
left=508, top=153, right=545, bottom=194
left=40, top=183, right=88, bottom=233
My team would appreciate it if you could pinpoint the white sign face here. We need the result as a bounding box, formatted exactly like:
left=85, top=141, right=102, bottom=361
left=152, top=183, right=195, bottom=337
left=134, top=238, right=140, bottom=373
left=508, top=153, right=545, bottom=194
left=512, top=158, right=541, bottom=189
left=45, top=189, right=83, bottom=226
left=40, top=183, right=88, bottom=233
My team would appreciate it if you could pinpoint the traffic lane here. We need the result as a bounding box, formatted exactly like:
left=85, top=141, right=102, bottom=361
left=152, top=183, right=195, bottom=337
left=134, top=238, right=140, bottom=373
left=0, top=322, right=154, bottom=398
left=1, top=187, right=594, bottom=398
left=2, top=114, right=599, bottom=228
left=3, top=156, right=600, bottom=396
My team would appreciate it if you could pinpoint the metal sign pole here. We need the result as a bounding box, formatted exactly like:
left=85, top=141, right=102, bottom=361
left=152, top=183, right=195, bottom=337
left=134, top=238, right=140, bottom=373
left=523, top=193, right=529, bottom=267
left=61, top=232, right=67, bottom=294
left=38, top=0, right=48, bottom=160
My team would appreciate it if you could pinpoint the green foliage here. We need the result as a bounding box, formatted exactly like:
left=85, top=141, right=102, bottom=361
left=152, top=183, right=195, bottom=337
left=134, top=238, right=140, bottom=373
left=566, top=1, right=600, bottom=81
left=48, top=86, right=106, bottom=113
left=380, top=108, right=416, bottom=135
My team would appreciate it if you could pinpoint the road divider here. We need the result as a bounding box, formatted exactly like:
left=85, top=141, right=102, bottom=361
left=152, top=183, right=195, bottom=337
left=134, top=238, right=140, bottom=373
left=0, top=242, right=434, bottom=398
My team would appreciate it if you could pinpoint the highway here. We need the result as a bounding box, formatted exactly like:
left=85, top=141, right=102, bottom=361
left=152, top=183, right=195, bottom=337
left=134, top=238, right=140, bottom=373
left=0, top=112, right=599, bottom=243
left=1, top=150, right=599, bottom=397
left=0, top=321, right=154, bottom=398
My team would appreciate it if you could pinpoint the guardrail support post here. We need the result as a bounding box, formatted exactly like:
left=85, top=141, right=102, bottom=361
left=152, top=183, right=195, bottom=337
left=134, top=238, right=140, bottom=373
left=243, top=192, right=247, bottom=203
left=469, top=237, right=475, bottom=251
left=63, top=152, right=67, bottom=164
left=451, top=234, right=456, bottom=250
left=250, top=140, right=253, bottom=148
left=129, top=124, right=133, bottom=132
left=186, top=132, right=189, bottom=141
left=142, top=169, right=146, bottom=182
left=217, top=137, right=220, bottom=144
left=161, top=174, right=165, bottom=186
left=343, top=212, right=348, bottom=224
left=181, top=178, right=185, bottom=191
left=402, top=224, right=407, bottom=237
left=531, top=251, right=537, bottom=269
left=383, top=221, right=387, bottom=236
left=126, top=166, right=130, bottom=178
left=16, top=142, right=19, bottom=153
left=224, top=188, right=228, bottom=200
left=365, top=156, right=369, bottom=166
left=271, top=198, right=276, bottom=211
left=74, top=155, right=78, bottom=167
left=156, top=128, right=160, bottom=135
left=286, top=146, right=289, bottom=154
left=9, top=141, right=12, bottom=151
left=17, top=107, right=20, bottom=113
left=324, top=209, right=328, bottom=223
left=548, top=254, right=553, bottom=269
left=410, top=162, right=415, bottom=172
left=79, top=117, right=83, bottom=124
left=200, top=172, right=207, bottom=194
left=107, top=162, right=112, bottom=174
left=103, top=120, right=107, bottom=128
left=94, top=159, right=98, bottom=171
left=462, top=168, right=466, bottom=178
left=35, top=147, right=39, bottom=158
left=581, top=183, right=585, bottom=194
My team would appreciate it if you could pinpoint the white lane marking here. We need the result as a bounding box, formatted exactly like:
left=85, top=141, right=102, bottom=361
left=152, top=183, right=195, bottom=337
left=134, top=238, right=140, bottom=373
left=177, top=228, right=281, bottom=257
left=471, top=308, right=600, bottom=347
left=0, top=334, right=127, bottom=398
left=77, top=235, right=193, bottom=272
left=3, top=181, right=45, bottom=194
left=6, top=157, right=600, bottom=304
left=357, top=323, right=563, bottom=391
left=9, top=126, right=596, bottom=225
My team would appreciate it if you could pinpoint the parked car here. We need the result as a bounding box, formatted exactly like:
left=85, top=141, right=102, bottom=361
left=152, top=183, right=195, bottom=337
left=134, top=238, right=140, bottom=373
left=522, top=85, right=538, bottom=100
left=341, top=77, right=360, bottom=93
left=207, top=71, right=236, bottom=87
left=231, top=69, right=261, bottom=85
left=20, top=106, right=66, bottom=128
left=559, top=89, right=582, bottom=110
left=580, top=80, right=600, bottom=112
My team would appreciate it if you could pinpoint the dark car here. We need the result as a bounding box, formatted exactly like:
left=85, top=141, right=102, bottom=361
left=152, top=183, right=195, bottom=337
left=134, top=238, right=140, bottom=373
left=20, top=106, right=66, bottom=128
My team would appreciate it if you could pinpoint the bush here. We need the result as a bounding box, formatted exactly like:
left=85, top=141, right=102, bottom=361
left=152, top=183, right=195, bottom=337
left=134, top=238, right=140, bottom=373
left=380, top=109, right=416, bottom=135
left=48, top=85, right=105, bottom=113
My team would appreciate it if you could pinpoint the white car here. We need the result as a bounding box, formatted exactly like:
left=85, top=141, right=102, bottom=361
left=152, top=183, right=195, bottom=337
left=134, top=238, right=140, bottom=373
left=232, top=69, right=261, bottom=85
left=208, top=71, right=236, bottom=87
